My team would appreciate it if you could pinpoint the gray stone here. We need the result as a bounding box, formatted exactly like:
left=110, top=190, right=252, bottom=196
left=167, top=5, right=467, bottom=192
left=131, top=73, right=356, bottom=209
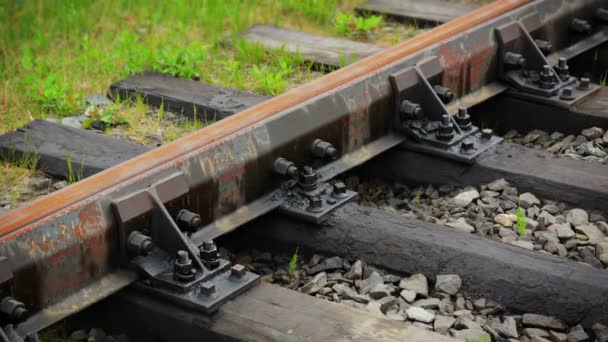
left=493, top=316, right=519, bottom=338
left=300, top=272, right=327, bottom=294
left=495, top=213, right=516, bottom=227
left=524, top=328, right=550, bottom=338
left=399, top=273, right=428, bottom=297
left=434, top=315, right=456, bottom=334
left=593, top=323, right=608, bottom=342
left=519, top=192, right=541, bottom=208
left=538, top=211, right=556, bottom=226
left=548, top=330, right=567, bottom=342
left=376, top=295, right=399, bottom=313
left=382, top=274, right=401, bottom=283
left=597, top=241, right=608, bottom=266
left=575, top=224, right=605, bottom=244
left=535, top=230, right=559, bottom=243
left=554, top=223, right=575, bottom=240
left=472, top=298, right=486, bottom=310
left=567, top=209, right=589, bottom=226
left=369, top=284, right=394, bottom=299
left=332, top=284, right=370, bottom=303
left=451, top=329, right=490, bottom=342
left=435, top=274, right=462, bottom=295
left=27, top=177, right=52, bottom=191
left=400, top=289, right=416, bottom=303
left=487, top=178, right=509, bottom=191
left=308, top=256, right=343, bottom=274
left=411, top=298, right=440, bottom=309
left=446, top=218, right=475, bottom=233
left=530, top=337, right=551, bottom=342
left=542, top=204, right=561, bottom=215
left=85, top=94, right=111, bottom=106
left=406, top=306, right=435, bottom=323
left=358, top=271, right=383, bottom=295
left=581, top=127, right=604, bottom=140
left=522, top=313, right=566, bottom=331
left=452, top=190, right=480, bottom=208
left=566, top=325, right=588, bottom=342
left=53, top=180, right=68, bottom=190
left=454, top=317, right=482, bottom=330
left=510, top=240, right=534, bottom=250
left=344, top=260, right=363, bottom=280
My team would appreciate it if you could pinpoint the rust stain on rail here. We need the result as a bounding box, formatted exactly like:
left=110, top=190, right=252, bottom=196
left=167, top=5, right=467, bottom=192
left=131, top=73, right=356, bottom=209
left=0, top=0, right=529, bottom=235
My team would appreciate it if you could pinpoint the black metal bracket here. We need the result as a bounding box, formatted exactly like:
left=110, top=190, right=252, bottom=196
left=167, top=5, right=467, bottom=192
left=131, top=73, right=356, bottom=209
left=496, top=12, right=601, bottom=108
left=389, top=56, right=502, bottom=163
left=112, top=173, right=259, bottom=314
left=273, top=141, right=358, bottom=224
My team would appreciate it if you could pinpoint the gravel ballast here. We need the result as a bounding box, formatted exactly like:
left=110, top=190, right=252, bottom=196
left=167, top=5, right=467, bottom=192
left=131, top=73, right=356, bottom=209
left=226, top=248, right=608, bottom=342
left=354, top=177, right=608, bottom=269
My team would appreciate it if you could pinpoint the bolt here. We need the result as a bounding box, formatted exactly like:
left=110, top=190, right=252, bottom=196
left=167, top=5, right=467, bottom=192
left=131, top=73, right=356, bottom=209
left=570, top=18, right=592, bottom=34
left=504, top=52, right=525, bottom=68
left=200, top=281, right=216, bottom=297
left=455, top=107, right=472, bottom=131
left=0, top=297, right=28, bottom=324
left=539, top=65, right=557, bottom=89
left=307, top=196, right=324, bottom=213
left=326, top=198, right=337, bottom=205
left=311, top=139, right=339, bottom=160
left=481, top=128, right=493, bottom=141
left=560, top=86, right=575, bottom=100
left=126, top=231, right=153, bottom=256
left=437, top=115, right=455, bottom=141
left=598, top=8, right=608, bottom=23
left=534, top=39, right=553, bottom=54
left=399, top=100, right=423, bottom=119
left=332, top=181, right=348, bottom=199
left=578, top=77, right=590, bottom=90
left=174, top=250, right=195, bottom=282
left=433, top=85, right=454, bottom=104
left=273, top=157, right=299, bottom=179
left=200, top=240, right=220, bottom=269
left=175, top=209, right=202, bottom=232
left=298, top=166, right=318, bottom=191
left=460, top=138, right=476, bottom=154
left=555, top=57, right=569, bottom=80
left=230, top=264, right=247, bottom=281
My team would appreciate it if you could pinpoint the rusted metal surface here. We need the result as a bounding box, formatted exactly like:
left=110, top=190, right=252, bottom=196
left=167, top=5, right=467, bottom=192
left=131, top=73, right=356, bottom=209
left=2, top=0, right=606, bottom=333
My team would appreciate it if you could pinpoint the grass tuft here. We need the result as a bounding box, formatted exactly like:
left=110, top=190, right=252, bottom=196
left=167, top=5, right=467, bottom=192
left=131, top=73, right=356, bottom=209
left=288, top=247, right=299, bottom=278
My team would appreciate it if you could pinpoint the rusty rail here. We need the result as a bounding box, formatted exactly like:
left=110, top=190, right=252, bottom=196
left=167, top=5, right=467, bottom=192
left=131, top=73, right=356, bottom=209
left=2, top=0, right=607, bottom=335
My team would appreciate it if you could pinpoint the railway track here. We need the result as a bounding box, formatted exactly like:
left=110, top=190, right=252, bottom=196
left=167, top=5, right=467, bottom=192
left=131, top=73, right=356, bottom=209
left=1, top=0, right=608, bottom=340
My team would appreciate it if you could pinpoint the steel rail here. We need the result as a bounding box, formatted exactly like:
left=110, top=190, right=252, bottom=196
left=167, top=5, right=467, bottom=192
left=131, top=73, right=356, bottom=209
left=4, top=0, right=606, bottom=334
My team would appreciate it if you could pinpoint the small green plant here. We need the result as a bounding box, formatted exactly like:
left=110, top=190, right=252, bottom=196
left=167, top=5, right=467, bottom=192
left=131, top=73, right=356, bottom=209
left=413, top=191, right=422, bottom=205
left=516, top=206, right=527, bottom=236
left=65, top=153, right=85, bottom=184
left=477, top=333, right=491, bottom=342
left=600, top=71, right=607, bottom=87
left=251, top=65, right=288, bottom=95
left=334, top=13, right=383, bottom=38
left=288, top=247, right=299, bottom=278
left=83, top=105, right=128, bottom=131
left=153, top=42, right=208, bottom=80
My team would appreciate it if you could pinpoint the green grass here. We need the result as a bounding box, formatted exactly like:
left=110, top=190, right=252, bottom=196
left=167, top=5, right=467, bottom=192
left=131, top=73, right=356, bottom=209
left=516, top=207, right=526, bottom=236
left=65, top=153, right=85, bottom=184
left=288, top=246, right=299, bottom=278
left=601, top=71, right=607, bottom=87
left=334, top=12, right=382, bottom=38
left=0, top=0, right=374, bottom=136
